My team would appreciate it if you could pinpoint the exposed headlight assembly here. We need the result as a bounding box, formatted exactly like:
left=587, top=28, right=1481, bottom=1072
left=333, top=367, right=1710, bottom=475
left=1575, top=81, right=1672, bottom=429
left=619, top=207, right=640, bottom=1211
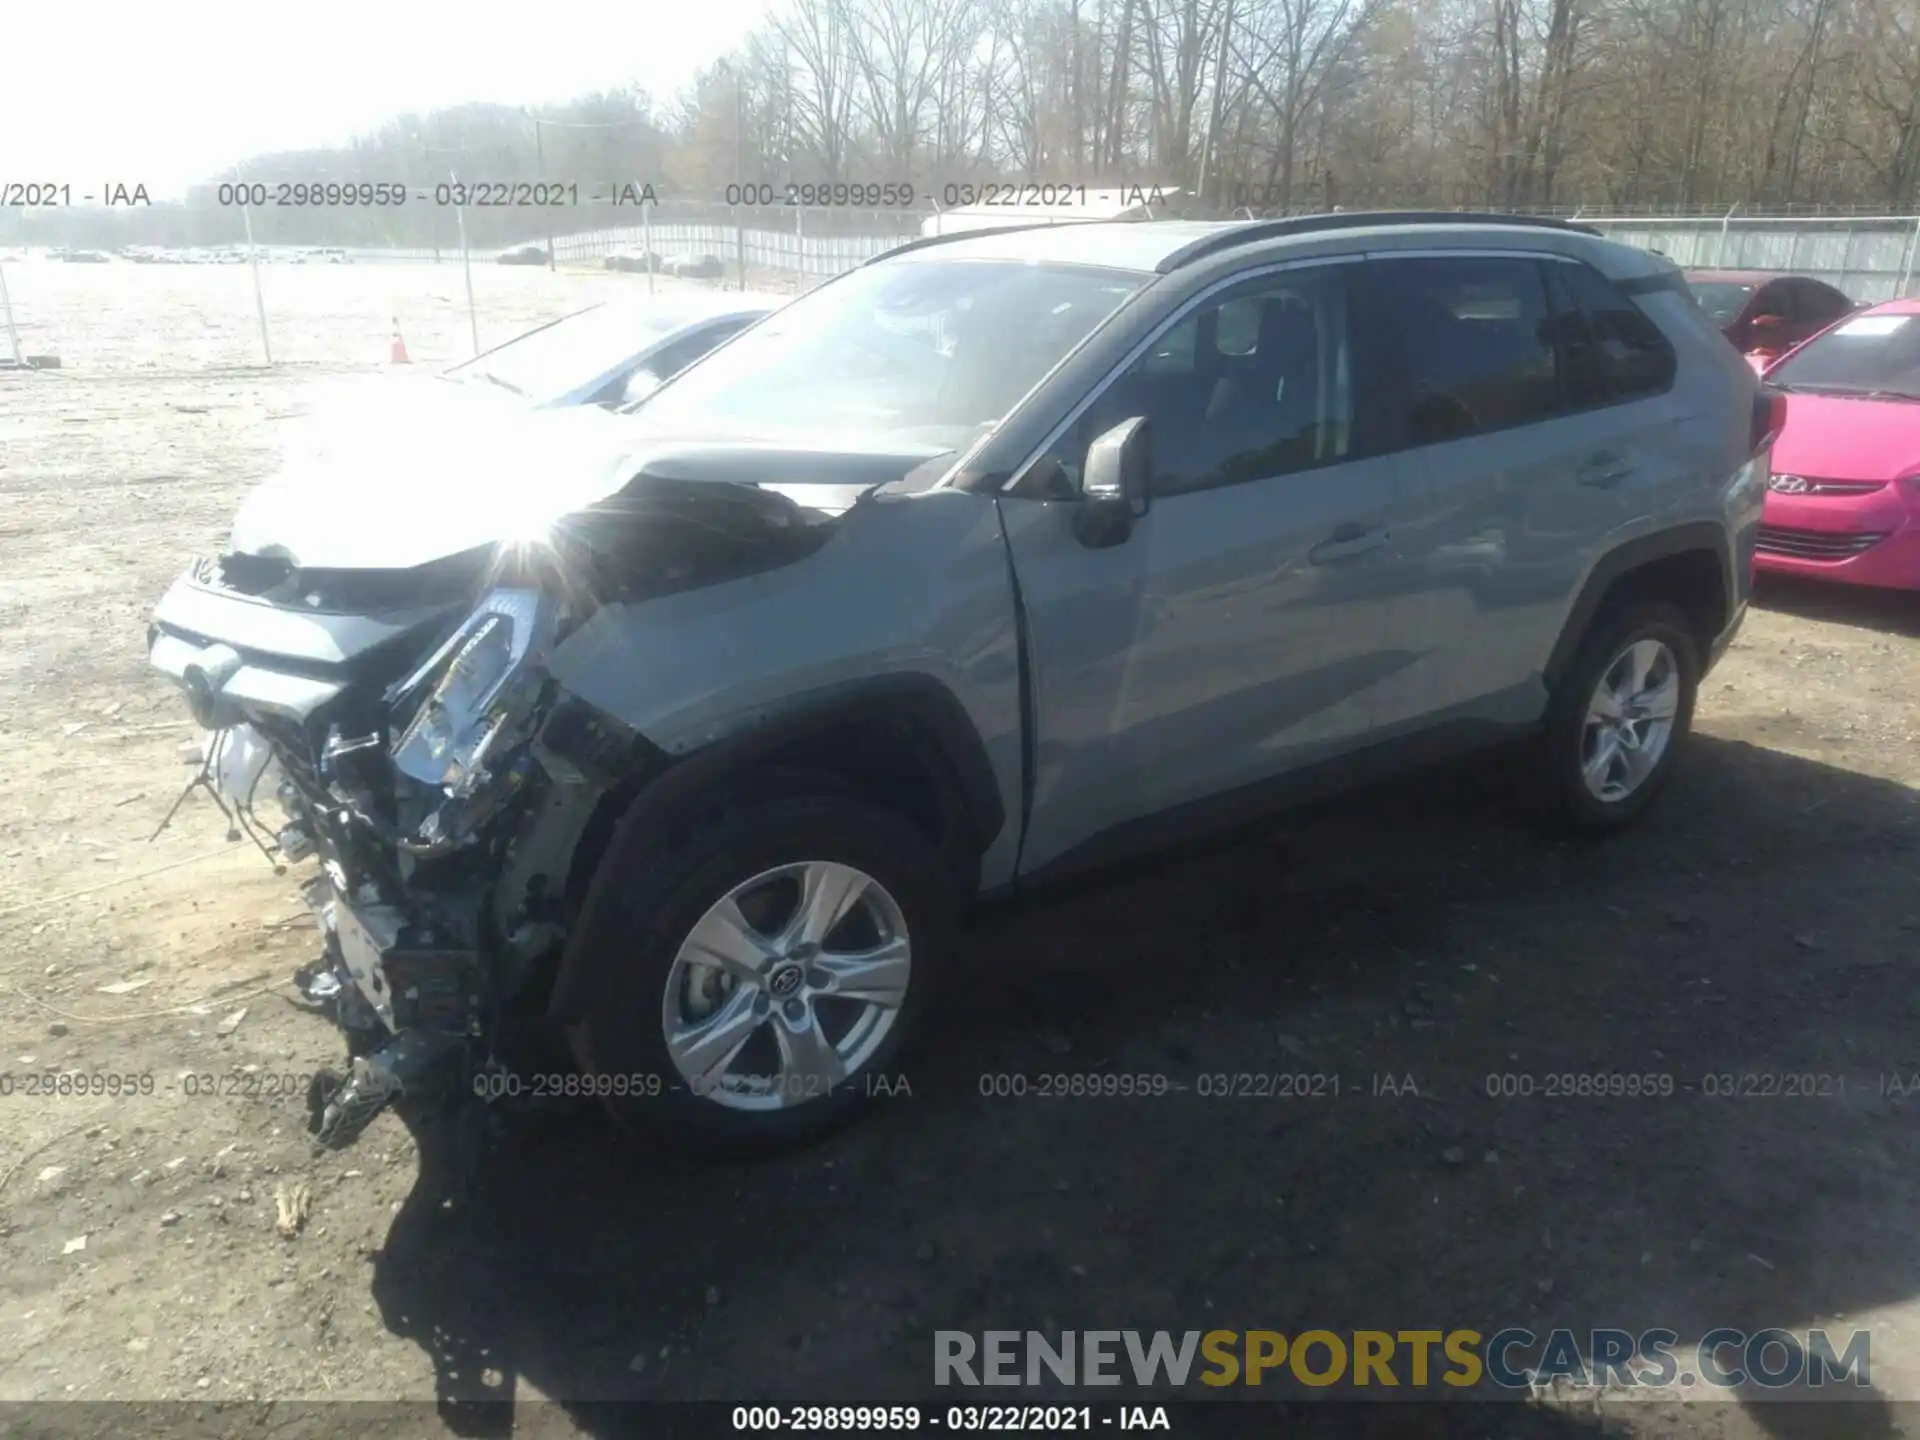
left=390, top=588, right=558, bottom=808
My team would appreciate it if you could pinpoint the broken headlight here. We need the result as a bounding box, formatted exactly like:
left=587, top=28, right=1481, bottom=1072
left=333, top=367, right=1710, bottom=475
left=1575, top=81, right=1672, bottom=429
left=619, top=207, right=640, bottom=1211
left=390, top=588, right=557, bottom=800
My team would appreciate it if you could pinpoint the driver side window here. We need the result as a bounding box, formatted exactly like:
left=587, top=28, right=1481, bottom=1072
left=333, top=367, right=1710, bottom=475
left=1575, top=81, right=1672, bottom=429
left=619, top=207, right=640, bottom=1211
left=1031, top=267, right=1353, bottom=499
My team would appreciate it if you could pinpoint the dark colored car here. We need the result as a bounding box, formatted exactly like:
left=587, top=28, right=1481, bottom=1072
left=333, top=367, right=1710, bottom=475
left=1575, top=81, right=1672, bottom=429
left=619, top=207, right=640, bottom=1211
left=1685, top=270, right=1857, bottom=368
left=498, top=243, right=552, bottom=267
left=605, top=248, right=665, bottom=274
left=667, top=253, right=726, bottom=280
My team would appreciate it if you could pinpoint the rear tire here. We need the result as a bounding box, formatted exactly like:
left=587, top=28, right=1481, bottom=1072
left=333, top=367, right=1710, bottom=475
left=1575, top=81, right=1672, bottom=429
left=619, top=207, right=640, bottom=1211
left=565, top=788, right=957, bottom=1154
left=1538, top=601, right=1700, bottom=834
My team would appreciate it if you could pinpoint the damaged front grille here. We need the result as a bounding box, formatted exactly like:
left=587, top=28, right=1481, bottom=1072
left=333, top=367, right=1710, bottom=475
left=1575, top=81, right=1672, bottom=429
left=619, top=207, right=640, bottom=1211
left=250, top=712, right=326, bottom=803
left=195, top=547, right=495, bottom=612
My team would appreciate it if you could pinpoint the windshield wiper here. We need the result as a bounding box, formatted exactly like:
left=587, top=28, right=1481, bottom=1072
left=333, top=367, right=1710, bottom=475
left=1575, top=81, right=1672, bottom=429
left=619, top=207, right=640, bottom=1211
left=468, top=371, right=525, bottom=396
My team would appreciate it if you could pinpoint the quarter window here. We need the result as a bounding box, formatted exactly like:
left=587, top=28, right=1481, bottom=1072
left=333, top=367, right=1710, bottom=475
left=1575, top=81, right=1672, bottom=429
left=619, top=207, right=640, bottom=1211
left=1554, top=261, right=1678, bottom=401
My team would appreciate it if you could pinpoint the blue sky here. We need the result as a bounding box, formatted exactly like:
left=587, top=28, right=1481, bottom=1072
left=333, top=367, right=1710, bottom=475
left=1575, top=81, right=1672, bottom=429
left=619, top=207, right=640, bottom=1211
left=9, top=0, right=768, bottom=200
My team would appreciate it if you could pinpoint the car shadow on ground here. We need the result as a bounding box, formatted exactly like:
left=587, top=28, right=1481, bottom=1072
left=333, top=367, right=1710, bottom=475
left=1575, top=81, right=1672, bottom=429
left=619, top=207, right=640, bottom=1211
left=1753, top=574, right=1918, bottom=638
left=367, top=733, right=1918, bottom=1440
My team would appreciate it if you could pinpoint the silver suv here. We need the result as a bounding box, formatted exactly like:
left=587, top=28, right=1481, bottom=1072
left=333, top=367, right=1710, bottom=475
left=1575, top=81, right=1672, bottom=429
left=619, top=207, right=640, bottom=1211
left=145, top=213, right=1772, bottom=1151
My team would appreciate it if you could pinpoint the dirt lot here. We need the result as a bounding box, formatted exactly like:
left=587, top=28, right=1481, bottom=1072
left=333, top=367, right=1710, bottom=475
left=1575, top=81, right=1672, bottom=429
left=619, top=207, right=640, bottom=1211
left=2, top=260, right=1919, bottom=1439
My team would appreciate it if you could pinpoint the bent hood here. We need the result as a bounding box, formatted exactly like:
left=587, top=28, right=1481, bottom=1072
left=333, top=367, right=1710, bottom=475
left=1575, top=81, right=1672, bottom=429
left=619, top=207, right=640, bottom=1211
left=1771, top=392, right=1920, bottom=482
left=229, top=377, right=640, bottom=569
left=228, top=376, right=953, bottom=570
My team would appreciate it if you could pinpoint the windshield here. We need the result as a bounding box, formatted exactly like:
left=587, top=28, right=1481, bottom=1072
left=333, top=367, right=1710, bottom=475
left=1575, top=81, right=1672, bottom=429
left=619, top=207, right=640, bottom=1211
left=1688, top=280, right=1754, bottom=325
left=624, top=259, right=1146, bottom=452
left=450, top=303, right=697, bottom=404
left=1767, top=312, right=1920, bottom=398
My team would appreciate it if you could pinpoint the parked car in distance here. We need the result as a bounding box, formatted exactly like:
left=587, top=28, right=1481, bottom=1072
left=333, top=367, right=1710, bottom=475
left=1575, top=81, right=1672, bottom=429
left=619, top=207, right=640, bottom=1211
left=62, top=249, right=112, bottom=263
left=1749, top=298, right=1920, bottom=589
left=146, top=212, right=1765, bottom=1154
left=606, top=248, right=665, bottom=274
left=1685, top=269, right=1856, bottom=370
left=441, top=291, right=781, bottom=409
left=666, top=252, right=725, bottom=280
left=498, top=243, right=551, bottom=266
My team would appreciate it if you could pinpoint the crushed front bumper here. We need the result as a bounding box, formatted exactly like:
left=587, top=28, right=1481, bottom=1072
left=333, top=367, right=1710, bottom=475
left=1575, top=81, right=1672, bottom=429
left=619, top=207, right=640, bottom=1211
left=294, top=874, right=482, bottom=1147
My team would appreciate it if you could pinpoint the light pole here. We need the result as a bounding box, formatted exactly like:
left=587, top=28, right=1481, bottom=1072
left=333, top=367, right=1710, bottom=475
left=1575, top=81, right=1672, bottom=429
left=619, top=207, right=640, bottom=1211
left=526, top=109, right=557, bottom=271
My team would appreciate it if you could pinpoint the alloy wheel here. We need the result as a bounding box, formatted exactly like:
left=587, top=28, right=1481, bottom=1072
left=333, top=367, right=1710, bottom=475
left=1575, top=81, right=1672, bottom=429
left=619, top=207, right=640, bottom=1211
left=661, top=861, right=911, bottom=1111
left=1580, top=637, right=1680, bottom=804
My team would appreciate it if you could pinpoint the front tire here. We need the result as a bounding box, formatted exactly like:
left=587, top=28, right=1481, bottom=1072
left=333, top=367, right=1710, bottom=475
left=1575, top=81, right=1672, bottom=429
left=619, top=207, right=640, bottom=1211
left=1539, top=601, right=1700, bottom=833
left=566, top=789, right=956, bottom=1153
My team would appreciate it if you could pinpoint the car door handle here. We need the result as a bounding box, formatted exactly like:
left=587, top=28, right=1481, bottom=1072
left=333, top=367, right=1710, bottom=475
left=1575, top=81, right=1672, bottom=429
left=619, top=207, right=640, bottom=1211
left=1577, top=451, right=1636, bottom=488
left=1308, top=521, right=1390, bottom=564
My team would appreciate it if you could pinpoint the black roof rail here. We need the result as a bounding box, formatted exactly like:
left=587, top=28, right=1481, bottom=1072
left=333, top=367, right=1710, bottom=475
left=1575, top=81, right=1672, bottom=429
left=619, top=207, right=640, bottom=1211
left=1154, top=210, right=1603, bottom=274
left=865, top=218, right=1110, bottom=266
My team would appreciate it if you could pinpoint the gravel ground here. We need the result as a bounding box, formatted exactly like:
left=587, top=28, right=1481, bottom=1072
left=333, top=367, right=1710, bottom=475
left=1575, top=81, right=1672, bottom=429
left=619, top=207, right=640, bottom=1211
left=1, top=261, right=1918, bottom=1440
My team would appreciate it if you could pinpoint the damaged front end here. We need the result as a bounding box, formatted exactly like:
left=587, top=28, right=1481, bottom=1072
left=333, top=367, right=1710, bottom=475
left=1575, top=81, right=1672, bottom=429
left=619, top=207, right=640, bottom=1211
left=148, top=468, right=851, bottom=1148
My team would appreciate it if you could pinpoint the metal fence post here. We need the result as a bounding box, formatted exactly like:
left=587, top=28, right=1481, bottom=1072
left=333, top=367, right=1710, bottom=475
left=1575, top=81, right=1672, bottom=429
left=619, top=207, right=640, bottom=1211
left=644, top=202, right=654, bottom=297
left=238, top=185, right=272, bottom=367
left=1901, top=215, right=1920, bottom=297
left=0, top=260, right=23, bottom=366
left=451, top=172, right=479, bottom=357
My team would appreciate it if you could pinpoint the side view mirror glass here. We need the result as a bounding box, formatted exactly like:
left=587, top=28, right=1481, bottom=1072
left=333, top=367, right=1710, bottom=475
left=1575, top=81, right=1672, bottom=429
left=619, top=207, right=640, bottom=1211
left=1073, top=416, right=1152, bottom=550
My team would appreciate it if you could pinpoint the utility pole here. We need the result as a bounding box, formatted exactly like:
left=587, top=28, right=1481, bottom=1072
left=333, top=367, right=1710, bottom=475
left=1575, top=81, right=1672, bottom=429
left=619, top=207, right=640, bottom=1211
left=530, top=111, right=557, bottom=271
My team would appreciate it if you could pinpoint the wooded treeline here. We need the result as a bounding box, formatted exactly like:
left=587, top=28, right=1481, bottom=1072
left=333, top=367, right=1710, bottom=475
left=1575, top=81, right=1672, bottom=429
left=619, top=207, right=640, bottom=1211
left=686, top=0, right=1919, bottom=211
left=8, top=0, right=1918, bottom=250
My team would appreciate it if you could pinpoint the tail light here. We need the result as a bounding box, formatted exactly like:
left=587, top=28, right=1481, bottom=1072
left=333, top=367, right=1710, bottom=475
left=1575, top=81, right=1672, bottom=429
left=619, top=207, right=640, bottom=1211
left=1752, top=387, right=1788, bottom=456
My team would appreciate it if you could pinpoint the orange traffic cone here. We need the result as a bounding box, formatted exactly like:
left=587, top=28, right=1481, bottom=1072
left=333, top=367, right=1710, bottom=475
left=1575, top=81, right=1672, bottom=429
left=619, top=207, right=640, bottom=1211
left=389, top=318, right=410, bottom=364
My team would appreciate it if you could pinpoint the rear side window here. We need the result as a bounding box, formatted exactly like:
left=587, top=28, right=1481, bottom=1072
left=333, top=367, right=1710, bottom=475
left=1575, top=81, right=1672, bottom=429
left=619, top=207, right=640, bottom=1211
left=1791, top=279, right=1854, bottom=329
left=1552, top=261, right=1677, bottom=403
left=1376, top=256, right=1560, bottom=444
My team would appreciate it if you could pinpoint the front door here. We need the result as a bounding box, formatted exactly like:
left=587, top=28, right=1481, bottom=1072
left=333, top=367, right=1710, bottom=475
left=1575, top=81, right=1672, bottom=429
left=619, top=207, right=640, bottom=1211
left=998, top=258, right=1422, bottom=874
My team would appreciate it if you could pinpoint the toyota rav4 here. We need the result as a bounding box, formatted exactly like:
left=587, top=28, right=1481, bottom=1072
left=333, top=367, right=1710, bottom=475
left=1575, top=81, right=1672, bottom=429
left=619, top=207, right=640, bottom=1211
left=144, top=213, right=1772, bottom=1151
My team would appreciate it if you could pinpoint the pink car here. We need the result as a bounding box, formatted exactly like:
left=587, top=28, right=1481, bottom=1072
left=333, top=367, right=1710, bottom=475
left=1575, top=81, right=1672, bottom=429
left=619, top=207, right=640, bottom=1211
left=1754, top=298, right=1920, bottom=590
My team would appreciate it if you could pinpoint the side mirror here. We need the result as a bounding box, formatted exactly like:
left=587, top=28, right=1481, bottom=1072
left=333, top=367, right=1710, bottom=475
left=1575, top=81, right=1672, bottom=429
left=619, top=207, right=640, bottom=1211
left=1072, top=416, right=1152, bottom=550
left=620, top=368, right=664, bottom=407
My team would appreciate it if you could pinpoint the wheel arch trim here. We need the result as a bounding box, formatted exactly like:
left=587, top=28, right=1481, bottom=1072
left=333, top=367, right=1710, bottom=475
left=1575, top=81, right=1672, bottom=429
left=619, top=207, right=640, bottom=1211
left=1544, top=523, right=1732, bottom=691
left=544, top=672, right=1004, bottom=1021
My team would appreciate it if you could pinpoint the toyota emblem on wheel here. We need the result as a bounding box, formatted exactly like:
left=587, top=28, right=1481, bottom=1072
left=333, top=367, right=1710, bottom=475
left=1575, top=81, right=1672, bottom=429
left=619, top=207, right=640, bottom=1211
left=1769, top=474, right=1812, bottom=494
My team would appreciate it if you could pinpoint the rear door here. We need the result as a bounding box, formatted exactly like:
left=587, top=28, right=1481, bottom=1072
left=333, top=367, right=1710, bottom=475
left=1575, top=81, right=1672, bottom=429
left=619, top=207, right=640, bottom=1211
left=999, top=257, right=1421, bottom=873
left=1365, top=252, right=1676, bottom=731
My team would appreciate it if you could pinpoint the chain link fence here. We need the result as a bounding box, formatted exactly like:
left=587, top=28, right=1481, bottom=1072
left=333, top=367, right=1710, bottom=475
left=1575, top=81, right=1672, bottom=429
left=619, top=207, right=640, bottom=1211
left=6, top=207, right=1918, bottom=373
left=1577, top=214, right=1920, bottom=303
